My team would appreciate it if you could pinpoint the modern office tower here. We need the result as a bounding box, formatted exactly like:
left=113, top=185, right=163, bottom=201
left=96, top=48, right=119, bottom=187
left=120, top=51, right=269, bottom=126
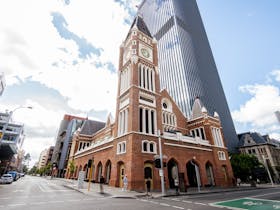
left=275, top=111, right=280, bottom=123
left=138, top=0, right=238, bottom=151
left=0, top=73, right=5, bottom=96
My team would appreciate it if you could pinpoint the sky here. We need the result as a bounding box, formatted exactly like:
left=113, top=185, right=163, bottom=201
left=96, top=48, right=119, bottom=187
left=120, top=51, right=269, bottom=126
left=0, top=0, right=279, bottom=167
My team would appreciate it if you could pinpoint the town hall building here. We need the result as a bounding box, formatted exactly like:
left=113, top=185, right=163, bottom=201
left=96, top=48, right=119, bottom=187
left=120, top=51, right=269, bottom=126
left=66, top=15, right=234, bottom=191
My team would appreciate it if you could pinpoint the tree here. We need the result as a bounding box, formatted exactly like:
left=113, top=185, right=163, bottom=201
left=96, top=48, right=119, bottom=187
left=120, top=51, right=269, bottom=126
left=230, top=153, right=261, bottom=182
left=68, top=160, right=75, bottom=178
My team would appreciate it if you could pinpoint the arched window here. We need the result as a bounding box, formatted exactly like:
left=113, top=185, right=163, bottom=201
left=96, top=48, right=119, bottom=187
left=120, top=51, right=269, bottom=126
left=142, top=140, right=156, bottom=153
left=117, top=141, right=126, bottom=154
left=138, top=64, right=155, bottom=92
left=139, top=107, right=156, bottom=134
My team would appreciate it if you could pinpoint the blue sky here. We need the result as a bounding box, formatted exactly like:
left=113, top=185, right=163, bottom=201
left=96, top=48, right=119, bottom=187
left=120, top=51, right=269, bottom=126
left=0, top=0, right=279, bottom=166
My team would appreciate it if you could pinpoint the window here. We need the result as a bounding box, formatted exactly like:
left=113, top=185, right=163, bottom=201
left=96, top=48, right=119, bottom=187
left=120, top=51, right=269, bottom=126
left=118, top=108, right=129, bottom=136
left=218, top=151, right=226, bottom=160
left=139, top=107, right=156, bottom=135
left=138, top=64, right=155, bottom=92
left=120, top=67, right=131, bottom=95
left=117, top=141, right=126, bottom=154
left=142, top=140, right=156, bottom=153
left=212, top=127, right=224, bottom=147
left=132, top=40, right=136, bottom=45
left=190, top=127, right=206, bottom=140
left=132, top=31, right=136, bottom=35
left=163, top=103, right=167, bottom=109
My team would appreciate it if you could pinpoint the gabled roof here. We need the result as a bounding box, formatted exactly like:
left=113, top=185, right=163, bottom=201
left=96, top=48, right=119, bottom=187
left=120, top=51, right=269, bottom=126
left=129, top=15, right=152, bottom=38
left=79, top=119, right=105, bottom=136
left=238, top=132, right=267, bottom=147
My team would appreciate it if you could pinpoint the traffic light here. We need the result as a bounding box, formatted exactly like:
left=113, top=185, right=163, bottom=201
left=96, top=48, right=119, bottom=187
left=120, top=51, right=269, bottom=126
left=154, top=158, right=161, bottom=168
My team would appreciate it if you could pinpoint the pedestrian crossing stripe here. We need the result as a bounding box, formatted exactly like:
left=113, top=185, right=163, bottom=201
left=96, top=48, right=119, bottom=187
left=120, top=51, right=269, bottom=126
left=211, top=197, right=280, bottom=210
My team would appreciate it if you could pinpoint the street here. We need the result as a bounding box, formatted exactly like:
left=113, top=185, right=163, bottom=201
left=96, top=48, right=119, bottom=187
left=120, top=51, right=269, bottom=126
left=0, top=176, right=280, bottom=210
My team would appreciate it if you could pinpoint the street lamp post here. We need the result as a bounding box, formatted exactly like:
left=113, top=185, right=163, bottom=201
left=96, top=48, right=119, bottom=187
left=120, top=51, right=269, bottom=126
left=0, top=106, right=32, bottom=145
left=262, top=155, right=274, bottom=186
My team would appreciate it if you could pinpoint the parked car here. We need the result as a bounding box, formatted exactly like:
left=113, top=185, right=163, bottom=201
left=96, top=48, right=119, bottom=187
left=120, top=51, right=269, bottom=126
left=7, top=171, right=19, bottom=181
left=1, top=174, right=13, bottom=184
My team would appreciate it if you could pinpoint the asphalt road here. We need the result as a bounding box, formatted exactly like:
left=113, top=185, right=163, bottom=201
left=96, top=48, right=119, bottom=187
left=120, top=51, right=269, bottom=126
left=0, top=176, right=279, bottom=210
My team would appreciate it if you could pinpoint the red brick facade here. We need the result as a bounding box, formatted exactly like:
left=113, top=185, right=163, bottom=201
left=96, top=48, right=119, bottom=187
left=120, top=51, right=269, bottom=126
left=66, top=16, right=234, bottom=191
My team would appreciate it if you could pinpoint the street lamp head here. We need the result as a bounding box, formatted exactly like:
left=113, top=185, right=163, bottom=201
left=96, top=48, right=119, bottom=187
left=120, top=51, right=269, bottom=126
left=27, top=106, right=33, bottom=109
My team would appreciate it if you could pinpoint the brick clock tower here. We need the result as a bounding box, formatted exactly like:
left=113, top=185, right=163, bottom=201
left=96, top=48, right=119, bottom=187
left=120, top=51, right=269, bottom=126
left=114, top=15, right=164, bottom=190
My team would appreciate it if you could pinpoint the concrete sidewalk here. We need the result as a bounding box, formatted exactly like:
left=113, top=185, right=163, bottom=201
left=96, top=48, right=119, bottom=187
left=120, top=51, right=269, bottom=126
left=53, top=178, right=278, bottom=199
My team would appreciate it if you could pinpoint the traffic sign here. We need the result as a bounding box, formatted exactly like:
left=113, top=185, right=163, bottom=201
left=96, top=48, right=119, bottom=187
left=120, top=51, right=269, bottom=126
left=212, top=198, right=280, bottom=210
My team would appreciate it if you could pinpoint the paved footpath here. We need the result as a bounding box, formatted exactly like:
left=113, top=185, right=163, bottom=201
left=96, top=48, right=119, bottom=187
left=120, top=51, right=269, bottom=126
left=49, top=177, right=278, bottom=199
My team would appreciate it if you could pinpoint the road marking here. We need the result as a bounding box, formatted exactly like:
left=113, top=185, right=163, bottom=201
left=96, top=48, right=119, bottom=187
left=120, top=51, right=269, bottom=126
left=67, top=199, right=81, bottom=202
left=194, top=202, right=207, bottom=206
left=160, top=203, right=171, bottom=207
left=149, top=201, right=159, bottom=205
left=13, top=190, right=24, bottom=192
left=172, top=198, right=181, bottom=201
left=49, top=200, right=64, bottom=203
left=182, top=200, right=192, bottom=203
left=8, top=203, right=26, bottom=207
left=252, top=191, right=280, bottom=198
left=172, top=205, right=184, bottom=209
left=30, top=201, right=47, bottom=205
left=0, top=197, right=10, bottom=200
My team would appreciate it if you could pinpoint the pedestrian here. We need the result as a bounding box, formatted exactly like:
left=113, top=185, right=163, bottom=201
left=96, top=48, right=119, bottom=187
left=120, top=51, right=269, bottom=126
left=237, top=177, right=241, bottom=187
left=174, top=177, right=179, bottom=195
left=146, top=178, right=151, bottom=196
left=100, top=175, right=105, bottom=194
left=122, top=175, right=128, bottom=191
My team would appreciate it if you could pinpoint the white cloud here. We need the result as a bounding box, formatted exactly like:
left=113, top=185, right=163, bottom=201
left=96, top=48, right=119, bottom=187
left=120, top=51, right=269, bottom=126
left=0, top=0, right=141, bottom=164
left=22, top=137, right=54, bottom=168
left=232, top=76, right=280, bottom=139
left=271, top=70, right=280, bottom=82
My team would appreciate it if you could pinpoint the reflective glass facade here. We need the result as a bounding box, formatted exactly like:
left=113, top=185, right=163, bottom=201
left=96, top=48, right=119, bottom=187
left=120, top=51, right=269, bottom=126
left=138, top=0, right=238, bottom=151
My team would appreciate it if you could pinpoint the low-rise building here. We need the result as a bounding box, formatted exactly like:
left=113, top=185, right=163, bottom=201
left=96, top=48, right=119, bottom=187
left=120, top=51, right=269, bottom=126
left=0, top=111, right=25, bottom=175
left=238, top=132, right=280, bottom=181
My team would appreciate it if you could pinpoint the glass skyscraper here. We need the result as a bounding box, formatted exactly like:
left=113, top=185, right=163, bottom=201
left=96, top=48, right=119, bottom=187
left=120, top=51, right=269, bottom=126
left=138, top=0, right=238, bottom=151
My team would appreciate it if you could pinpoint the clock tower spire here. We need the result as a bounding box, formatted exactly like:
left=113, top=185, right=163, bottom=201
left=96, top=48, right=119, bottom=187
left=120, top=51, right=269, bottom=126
left=115, top=15, right=161, bottom=137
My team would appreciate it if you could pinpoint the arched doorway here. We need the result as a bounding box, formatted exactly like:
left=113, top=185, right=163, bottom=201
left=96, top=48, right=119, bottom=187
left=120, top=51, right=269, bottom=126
left=205, top=162, right=215, bottom=186
left=186, top=160, right=201, bottom=187
left=105, top=160, right=111, bottom=184
left=117, top=162, right=125, bottom=188
left=167, top=159, right=178, bottom=189
left=96, top=162, right=102, bottom=182
left=83, top=164, right=88, bottom=179
left=222, top=165, right=228, bottom=183
left=144, top=162, right=153, bottom=190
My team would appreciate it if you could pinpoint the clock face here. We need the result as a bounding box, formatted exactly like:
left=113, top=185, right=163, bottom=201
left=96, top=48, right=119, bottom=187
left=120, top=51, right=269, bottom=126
left=141, top=48, right=150, bottom=58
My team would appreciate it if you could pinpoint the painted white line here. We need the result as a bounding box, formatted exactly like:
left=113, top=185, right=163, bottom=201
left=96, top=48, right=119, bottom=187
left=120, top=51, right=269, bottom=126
left=0, top=197, right=10, bottom=200
left=160, top=203, right=171, bottom=207
left=252, top=192, right=280, bottom=199
left=49, top=200, right=64, bottom=203
left=171, top=198, right=181, bottom=201
left=182, top=200, right=192, bottom=203
left=8, top=203, right=26, bottom=207
left=30, top=201, right=47, bottom=205
left=149, top=201, right=159, bottom=205
left=83, top=198, right=96, bottom=201
left=194, top=202, right=207, bottom=206
left=67, top=199, right=81, bottom=202
left=187, top=209, right=192, bottom=210
left=172, top=205, right=184, bottom=209
left=140, top=199, right=149, bottom=202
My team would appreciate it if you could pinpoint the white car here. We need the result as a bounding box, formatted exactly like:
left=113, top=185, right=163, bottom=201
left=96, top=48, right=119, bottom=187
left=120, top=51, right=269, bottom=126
left=1, top=174, right=13, bottom=184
